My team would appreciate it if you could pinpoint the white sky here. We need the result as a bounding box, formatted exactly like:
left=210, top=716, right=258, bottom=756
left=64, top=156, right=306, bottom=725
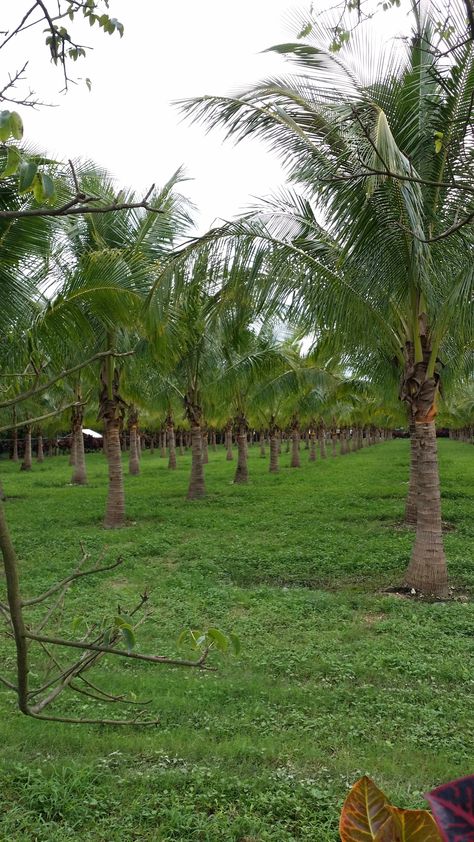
left=5, top=1, right=410, bottom=233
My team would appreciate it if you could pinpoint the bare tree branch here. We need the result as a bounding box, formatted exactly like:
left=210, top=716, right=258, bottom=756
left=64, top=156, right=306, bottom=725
left=0, top=185, right=158, bottom=220
left=0, top=350, right=133, bottom=409
left=23, top=556, right=124, bottom=607
left=24, top=632, right=214, bottom=669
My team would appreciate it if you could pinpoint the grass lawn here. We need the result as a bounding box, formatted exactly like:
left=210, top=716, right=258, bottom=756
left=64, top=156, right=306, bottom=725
left=0, top=439, right=473, bottom=841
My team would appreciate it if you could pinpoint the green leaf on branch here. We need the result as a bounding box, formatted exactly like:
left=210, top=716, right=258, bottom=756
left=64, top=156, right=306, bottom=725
left=9, top=112, right=23, bottom=140
left=18, top=160, right=38, bottom=193
left=2, top=146, right=21, bottom=177
left=207, top=627, right=228, bottom=652
left=121, top=625, right=136, bottom=653
left=40, top=172, right=55, bottom=201
left=0, top=112, right=11, bottom=142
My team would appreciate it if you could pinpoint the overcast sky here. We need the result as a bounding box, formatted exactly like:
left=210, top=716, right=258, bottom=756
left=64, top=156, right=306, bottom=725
left=7, top=1, right=409, bottom=233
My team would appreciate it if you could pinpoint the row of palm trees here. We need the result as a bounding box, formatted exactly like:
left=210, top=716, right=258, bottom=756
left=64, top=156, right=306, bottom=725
left=0, top=1, right=473, bottom=598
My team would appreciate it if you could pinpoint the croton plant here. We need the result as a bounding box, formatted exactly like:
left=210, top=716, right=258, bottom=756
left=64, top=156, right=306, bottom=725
left=339, top=775, right=474, bottom=841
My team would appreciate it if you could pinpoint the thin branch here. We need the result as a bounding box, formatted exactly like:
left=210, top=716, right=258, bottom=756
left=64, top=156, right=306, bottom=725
left=324, top=163, right=474, bottom=195
left=23, top=556, right=124, bottom=607
left=70, top=679, right=151, bottom=706
left=0, top=350, right=133, bottom=409
left=0, top=188, right=159, bottom=221
left=396, top=209, right=474, bottom=242
left=0, top=400, right=84, bottom=433
left=25, top=710, right=161, bottom=726
left=25, top=632, right=214, bottom=669
left=0, top=6, right=37, bottom=51
left=0, top=674, right=17, bottom=691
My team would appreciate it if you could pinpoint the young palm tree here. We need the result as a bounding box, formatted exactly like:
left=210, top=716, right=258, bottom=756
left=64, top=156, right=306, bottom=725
left=44, top=166, right=192, bottom=526
left=181, top=10, right=474, bottom=595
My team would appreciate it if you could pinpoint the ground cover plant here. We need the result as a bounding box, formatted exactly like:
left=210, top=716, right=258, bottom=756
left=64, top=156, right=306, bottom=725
left=0, top=439, right=472, bottom=841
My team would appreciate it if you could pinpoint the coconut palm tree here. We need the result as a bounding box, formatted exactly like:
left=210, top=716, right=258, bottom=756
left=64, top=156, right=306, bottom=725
left=180, top=8, right=474, bottom=595
left=43, top=166, right=192, bottom=526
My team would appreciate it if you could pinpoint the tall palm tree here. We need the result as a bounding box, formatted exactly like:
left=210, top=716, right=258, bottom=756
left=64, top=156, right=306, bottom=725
left=180, top=8, right=474, bottom=595
left=43, top=166, right=192, bottom=526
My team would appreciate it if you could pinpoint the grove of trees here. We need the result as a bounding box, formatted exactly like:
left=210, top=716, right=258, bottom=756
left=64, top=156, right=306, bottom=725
left=0, top=0, right=473, bottom=725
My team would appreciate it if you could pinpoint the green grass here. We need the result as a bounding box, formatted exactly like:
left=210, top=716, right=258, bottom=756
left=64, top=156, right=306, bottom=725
left=0, top=439, right=473, bottom=841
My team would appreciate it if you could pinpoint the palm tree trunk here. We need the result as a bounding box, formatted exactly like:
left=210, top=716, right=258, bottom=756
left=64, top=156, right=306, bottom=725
left=202, top=430, right=209, bottom=465
left=234, top=419, right=249, bottom=484
left=404, top=421, right=448, bottom=596
left=21, top=427, right=32, bottom=471
left=99, top=356, right=126, bottom=529
left=72, top=426, right=87, bottom=485
left=160, top=430, right=166, bottom=459
left=167, top=416, right=177, bottom=470
left=104, top=416, right=125, bottom=528
left=129, top=426, right=140, bottom=475
left=226, top=422, right=234, bottom=461
left=179, top=431, right=185, bottom=456
left=331, top=430, right=338, bottom=457
left=36, top=432, right=44, bottom=463
left=290, top=423, right=301, bottom=468
left=187, top=425, right=206, bottom=499
left=71, top=404, right=87, bottom=485
left=259, top=430, right=266, bottom=457
left=269, top=428, right=280, bottom=473
left=404, top=416, right=418, bottom=526
left=309, top=430, right=317, bottom=461
left=211, top=430, right=217, bottom=452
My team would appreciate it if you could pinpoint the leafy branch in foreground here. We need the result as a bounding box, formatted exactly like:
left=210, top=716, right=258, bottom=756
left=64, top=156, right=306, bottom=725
left=0, top=517, right=238, bottom=725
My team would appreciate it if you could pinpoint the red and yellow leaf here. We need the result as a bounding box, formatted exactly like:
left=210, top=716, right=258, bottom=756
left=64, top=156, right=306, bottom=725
left=340, top=776, right=392, bottom=841
left=386, top=807, right=442, bottom=841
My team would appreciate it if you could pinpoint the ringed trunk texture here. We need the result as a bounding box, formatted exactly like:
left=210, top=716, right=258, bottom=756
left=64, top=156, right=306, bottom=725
left=167, top=421, right=177, bottom=470
left=404, top=417, right=418, bottom=526
left=104, top=418, right=125, bottom=528
left=226, top=424, right=234, bottom=461
left=202, top=431, right=209, bottom=465
left=404, top=421, right=448, bottom=596
left=128, top=426, right=140, bottom=476
left=21, top=428, right=32, bottom=471
left=269, top=433, right=280, bottom=473
left=36, top=434, right=44, bottom=463
left=234, top=425, right=248, bottom=484
left=290, top=427, right=301, bottom=468
left=72, top=428, right=87, bottom=485
left=309, top=431, right=317, bottom=461
left=187, top=426, right=206, bottom=499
